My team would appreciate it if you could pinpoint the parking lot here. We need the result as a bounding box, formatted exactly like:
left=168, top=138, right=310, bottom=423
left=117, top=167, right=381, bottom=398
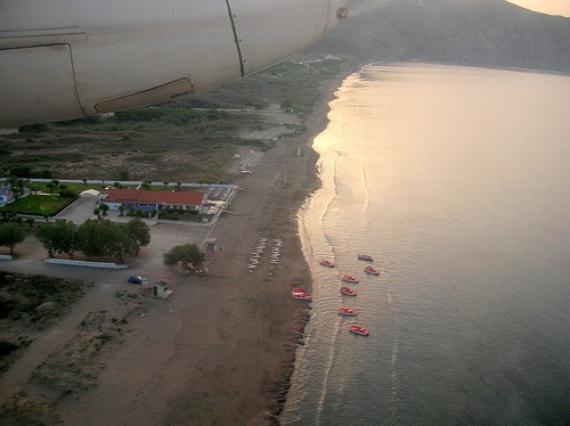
left=129, top=222, right=210, bottom=277
left=54, top=195, right=97, bottom=225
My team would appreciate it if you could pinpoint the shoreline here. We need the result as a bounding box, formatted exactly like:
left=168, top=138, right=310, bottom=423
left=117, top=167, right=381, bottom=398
left=266, top=69, right=355, bottom=423
left=0, top=65, right=358, bottom=426
left=267, top=82, right=334, bottom=419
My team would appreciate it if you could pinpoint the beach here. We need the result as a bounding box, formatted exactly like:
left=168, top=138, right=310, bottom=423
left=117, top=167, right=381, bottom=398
left=68, top=76, right=343, bottom=425
left=0, top=74, right=347, bottom=425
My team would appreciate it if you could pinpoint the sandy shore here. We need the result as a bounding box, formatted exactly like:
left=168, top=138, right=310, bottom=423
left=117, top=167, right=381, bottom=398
left=0, top=72, right=348, bottom=425
left=61, top=77, right=344, bottom=425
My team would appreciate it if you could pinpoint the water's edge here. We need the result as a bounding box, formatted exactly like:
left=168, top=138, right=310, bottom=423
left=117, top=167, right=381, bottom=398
left=276, top=67, right=359, bottom=424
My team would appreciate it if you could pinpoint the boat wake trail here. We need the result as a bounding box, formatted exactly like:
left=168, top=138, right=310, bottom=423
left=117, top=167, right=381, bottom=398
left=299, top=194, right=320, bottom=261
left=318, top=152, right=340, bottom=224
left=361, top=162, right=370, bottom=213
left=314, top=151, right=344, bottom=426
left=315, top=315, right=342, bottom=426
left=320, top=151, right=341, bottom=252
left=389, top=290, right=400, bottom=420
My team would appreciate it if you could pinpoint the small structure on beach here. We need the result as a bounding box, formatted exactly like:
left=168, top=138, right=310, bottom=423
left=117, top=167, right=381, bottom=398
left=152, top=281, right=173, bottom=299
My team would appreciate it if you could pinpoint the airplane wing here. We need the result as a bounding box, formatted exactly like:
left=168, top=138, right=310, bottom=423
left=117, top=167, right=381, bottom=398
left=0, top=0, right=347, bottom=127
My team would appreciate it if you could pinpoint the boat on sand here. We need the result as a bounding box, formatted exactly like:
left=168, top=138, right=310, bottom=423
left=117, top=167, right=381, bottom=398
left=291, top=288, right=312, bottom=301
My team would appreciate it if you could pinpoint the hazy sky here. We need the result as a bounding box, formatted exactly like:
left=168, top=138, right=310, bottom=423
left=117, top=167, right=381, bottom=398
left=508, top=0, right=570, bottom=16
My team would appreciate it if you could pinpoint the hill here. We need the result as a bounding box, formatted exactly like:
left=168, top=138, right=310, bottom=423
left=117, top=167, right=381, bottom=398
left=314, top=0, right=570, bottom=72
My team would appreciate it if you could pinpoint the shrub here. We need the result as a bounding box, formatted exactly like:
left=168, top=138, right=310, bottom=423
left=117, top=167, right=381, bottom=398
left=163, top=244, right=205, bottom=267
left=18, top=123, right=49, bottom=133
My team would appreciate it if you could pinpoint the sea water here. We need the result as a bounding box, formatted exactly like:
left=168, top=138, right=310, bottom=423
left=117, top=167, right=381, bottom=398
left=282, top=64, right=570, bottom=425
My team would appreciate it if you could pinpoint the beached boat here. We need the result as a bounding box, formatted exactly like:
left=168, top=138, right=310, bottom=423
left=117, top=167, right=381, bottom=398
left=292, top=288, right=312, bottom=301
left=338, top=307, right=358, bottom=316
left=349, top=325, right=370, bottom=336
left=364, top=266, right=380, bottom=276
left=340, top=287, right=357, bottom=296
left=342, top=275, right=359, bottom=284
left=357, top=254, right=374, bottom=262
left=319, top=259, right=335, bottom=268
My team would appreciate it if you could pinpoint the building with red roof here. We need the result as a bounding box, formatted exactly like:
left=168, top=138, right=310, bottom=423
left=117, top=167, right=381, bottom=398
left=101, top=189, right=204, bottom=214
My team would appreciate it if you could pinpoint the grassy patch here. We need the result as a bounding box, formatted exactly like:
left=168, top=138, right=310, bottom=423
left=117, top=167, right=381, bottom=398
left=2, top=195, right=75, bottom=216
left=26, top=182, right=105, bottom=195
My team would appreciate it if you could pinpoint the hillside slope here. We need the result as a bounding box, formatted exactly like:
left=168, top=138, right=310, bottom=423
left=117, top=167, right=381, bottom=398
left=314, top=0, right=570, bottom=72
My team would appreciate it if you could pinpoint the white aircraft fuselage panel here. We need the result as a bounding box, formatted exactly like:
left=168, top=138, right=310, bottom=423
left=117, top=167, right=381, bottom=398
left=0, top=0, right=346, bottom=127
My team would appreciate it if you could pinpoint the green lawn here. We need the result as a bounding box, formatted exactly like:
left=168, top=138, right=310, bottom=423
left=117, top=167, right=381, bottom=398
left=3, top=195, right=75, bottom=216
left=27, top=182, right=105, bottom=195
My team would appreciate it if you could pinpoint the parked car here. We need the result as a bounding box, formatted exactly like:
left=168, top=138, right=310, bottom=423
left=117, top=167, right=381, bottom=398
left=128, top=275, right=144, bottom=285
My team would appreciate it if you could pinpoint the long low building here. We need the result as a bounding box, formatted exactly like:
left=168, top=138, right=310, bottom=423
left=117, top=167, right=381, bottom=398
left=101, top=189, right=204, bottom=214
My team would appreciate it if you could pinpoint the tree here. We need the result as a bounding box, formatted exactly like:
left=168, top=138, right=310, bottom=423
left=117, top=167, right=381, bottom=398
left=107, top=224, right=133, bottom=263
left=93, top=207, right=101, bottom=219
left=126, top=219, right=150, bottom=255
left=75, top=219, right=114, bottom=259
left=73, top=219, right=150, bottom=262
left=163, top=244, right=205, bottom=267
left=118, top=205, right=125, bottom=217
left=51, top=180, right=60, bottom=193
left=8, top=177, right=25, bottom=200
left=0, top=223, right=25, bottom=256
left=99, top=203, right=109, bottom=216
left=36, top=221, right=77, bottom=258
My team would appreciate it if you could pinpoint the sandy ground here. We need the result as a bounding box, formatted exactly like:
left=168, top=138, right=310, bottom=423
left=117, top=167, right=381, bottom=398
left=0, top=75, right=343, bottom=425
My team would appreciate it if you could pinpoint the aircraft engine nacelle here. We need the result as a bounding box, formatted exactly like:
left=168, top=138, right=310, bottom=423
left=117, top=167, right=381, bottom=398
left=0, top=0, right=346, bottom=127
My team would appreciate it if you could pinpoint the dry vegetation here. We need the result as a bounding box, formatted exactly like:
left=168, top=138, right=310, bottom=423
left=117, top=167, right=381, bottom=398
left=0, top=272, right=89, bottom=377
left=30, top=310, right=128, bottom=396
left=0, top=57, right=346, bottom=185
